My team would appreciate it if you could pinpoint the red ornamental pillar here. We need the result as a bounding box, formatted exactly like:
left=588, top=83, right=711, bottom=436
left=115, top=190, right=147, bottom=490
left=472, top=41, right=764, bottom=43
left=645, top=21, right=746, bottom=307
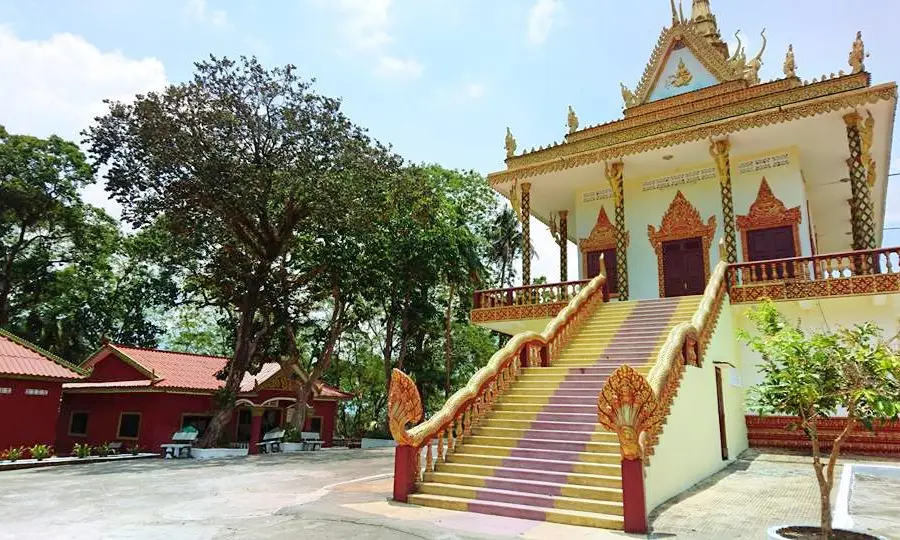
left=621, top=458, right=648, bottom=534
left=392, top=445, right=418, bottom=502
left=248, top=407, right=264, bottom=455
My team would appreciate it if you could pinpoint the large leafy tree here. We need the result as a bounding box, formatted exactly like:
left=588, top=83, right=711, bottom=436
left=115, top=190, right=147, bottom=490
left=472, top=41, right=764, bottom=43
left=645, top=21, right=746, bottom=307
left=86, top=55, right=403, bottom=446
left=741, top=301, right=900, bottom=539
left=0, top=126, right=98, bottom=327
left=1, top=126, right=175, bottom=360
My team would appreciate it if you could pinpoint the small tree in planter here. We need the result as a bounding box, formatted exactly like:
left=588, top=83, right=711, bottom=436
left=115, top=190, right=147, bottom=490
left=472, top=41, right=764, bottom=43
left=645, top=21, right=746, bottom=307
left=741, top=301, right=900, bottom=540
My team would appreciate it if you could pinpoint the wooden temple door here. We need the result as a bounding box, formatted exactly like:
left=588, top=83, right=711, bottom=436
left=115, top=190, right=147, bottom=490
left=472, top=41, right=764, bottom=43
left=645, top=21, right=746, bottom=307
left=662, top=238, right=705, bottom=297
left=746, top=226, right=797, bottom=280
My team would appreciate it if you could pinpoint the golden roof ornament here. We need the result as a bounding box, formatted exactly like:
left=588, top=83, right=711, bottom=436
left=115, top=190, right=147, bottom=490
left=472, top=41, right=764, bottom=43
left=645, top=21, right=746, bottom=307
left=667, top=58, right=694, bottom=88
left=509, top=181, right=523, bottom=222
left=859, top=110, right=877, bottom=187
left=620, top=83, right=637, bottom=108
left=727, top=31, right=747, bottom=73
left=744, top=29, right=767, bottom=85
left=567, top=105, right=579, bottom=134
left=548, top=212, right=565, bottom=247
left=783, top=44, right=797, bottom=78
left=849, top=31, right=868, bottom=74
left=504, top=127, right=517, bottom=159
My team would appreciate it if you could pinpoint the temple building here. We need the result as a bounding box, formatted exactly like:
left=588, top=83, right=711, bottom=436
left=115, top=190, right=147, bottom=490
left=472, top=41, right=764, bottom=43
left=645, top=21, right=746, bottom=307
left=389, top=1, right=899, bottom=534
left=57, top=344, right=352, bottom=454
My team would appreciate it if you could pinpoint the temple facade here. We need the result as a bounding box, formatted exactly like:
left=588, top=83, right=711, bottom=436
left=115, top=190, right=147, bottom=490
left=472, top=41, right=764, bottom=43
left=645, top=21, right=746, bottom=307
left=390, top=2, right=899, bottom=534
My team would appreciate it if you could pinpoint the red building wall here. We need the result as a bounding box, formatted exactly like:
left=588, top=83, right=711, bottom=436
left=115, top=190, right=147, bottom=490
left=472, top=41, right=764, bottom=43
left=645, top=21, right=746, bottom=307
left=0, top=378, right=64, bottom=451
left=57, top=392, right=217, bottom=454
left=56, top=390, right=340, bottom=454
left=85, top=353, right=149, bottom=382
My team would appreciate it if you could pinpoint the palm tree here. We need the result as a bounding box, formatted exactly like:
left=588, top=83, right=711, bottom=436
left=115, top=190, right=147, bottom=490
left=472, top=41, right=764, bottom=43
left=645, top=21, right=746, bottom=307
left=488, top=207, right=522, bottom=288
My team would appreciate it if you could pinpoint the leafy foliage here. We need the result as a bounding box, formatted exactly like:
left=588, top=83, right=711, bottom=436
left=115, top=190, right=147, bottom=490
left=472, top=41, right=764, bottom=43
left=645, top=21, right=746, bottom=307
left=72, top=443, right=92, bottom=458
left=28, top=443, right=53, bottom=460
left=740, top=300, right=900, bottom=537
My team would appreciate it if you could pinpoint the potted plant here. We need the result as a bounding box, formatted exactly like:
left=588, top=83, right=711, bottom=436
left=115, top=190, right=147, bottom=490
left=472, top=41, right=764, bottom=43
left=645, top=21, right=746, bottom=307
left=128, top=445, right=144, bottom=456
left=741, top=301, right=900, bottom=540
left=95, top=442, right=111, bottom=457
left=281, top=425, right=304, bottom=452
left=72, top=443, right=92, bottom=458
left=29, top=444, right=53, bottom=461
left=2, top=447, right=25, bottom=462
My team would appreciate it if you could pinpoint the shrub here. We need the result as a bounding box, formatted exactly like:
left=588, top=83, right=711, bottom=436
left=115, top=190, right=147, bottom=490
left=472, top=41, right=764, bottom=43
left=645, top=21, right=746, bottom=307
left=72, top=443, right=92, bottom=458
left=283, top=425, right=302, bottom=443
left=2, top=447, right=25, bottom=462
left=94, top=442, right=111, bottom=457
left=29, top=444, right=53, bottom=461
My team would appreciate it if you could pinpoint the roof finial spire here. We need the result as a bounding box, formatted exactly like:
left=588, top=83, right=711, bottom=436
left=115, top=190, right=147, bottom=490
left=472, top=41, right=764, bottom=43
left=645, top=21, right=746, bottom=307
left=670, top=0, right=679, bottom=25
left=690, top=0, right=728, bottom=58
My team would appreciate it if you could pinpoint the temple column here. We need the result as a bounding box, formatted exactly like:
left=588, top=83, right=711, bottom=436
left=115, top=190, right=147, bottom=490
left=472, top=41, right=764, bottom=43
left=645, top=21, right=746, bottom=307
left=558, top=210, right=568, bottom=282
left=843, top=111, right=878, bottom=251
left=521, top=182, right=532, bottom=286
left=248, top=407, right=264, bottom=455
left=605, top=162, right=629, bottom=300
left=710, top=138, right=738, bottom=262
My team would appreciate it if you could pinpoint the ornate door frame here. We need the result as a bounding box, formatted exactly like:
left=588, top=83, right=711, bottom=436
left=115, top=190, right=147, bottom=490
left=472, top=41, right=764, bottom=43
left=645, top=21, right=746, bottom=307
left=648, top=191, right=717, bottom=298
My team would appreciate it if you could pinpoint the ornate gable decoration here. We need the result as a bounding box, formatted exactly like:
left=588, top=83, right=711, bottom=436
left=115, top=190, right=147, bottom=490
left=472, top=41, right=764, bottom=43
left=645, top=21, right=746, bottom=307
left=632, top=24, right=742, bottom=106
left=736, top=178, right=802, bottom=231
left=579, top=206, right=627, bottom=252
left=258, top=369, right=296, bottom=391
left=648, top=191, right=717, bottom=246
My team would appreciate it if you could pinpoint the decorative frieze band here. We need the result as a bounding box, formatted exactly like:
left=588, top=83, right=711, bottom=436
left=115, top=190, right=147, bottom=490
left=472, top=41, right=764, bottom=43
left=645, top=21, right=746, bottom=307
left=641, top=167, right=717, bottom=192
left=736, top=153, right=790, bottom=175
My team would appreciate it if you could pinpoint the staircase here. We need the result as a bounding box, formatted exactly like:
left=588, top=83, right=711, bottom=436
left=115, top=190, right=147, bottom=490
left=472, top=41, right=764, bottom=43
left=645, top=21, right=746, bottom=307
left=407, top=296, right=702, bottom=529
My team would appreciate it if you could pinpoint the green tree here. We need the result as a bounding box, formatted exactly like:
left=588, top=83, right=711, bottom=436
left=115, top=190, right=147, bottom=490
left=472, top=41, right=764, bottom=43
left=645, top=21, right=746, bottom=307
left=487, top=207, right=522, bottom=288
left=86, top=55, right=402, bottom=446
left=740, top=301, right=900, bottom=539
left=0, top=125, right=97, bottom=327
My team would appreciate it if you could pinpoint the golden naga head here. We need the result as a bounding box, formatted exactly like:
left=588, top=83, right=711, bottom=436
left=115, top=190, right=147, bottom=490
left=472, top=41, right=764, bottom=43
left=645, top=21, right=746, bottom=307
left=596, top=365, right=660, bottom=461
left=388, top=369, right=423, bottom=446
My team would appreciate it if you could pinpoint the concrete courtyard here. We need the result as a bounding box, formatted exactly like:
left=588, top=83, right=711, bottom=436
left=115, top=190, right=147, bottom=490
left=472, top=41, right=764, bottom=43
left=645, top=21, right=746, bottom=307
left=0, top=448, right=896, bottom=540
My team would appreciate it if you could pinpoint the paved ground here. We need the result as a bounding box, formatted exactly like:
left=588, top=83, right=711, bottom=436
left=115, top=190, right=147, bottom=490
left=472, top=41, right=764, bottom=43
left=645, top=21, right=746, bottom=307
left=0, top=448, right=896, bottom=540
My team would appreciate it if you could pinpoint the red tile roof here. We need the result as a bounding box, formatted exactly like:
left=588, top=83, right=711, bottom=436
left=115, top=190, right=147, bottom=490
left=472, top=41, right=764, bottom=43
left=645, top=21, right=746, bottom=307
left=77, top=344, right=351, bottom=399
left=0, top=329, right=82, bottom=380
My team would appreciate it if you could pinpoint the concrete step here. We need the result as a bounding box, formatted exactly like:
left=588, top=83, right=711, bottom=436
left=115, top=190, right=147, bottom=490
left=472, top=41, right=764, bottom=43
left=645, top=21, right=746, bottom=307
left=500, top=394, right=595, bottom=405
left=422, top=471, right=623, bottom=502
left=472, top=426, right=617, bottom=444
left=415, top=482, right=624, bottom=516
left=492, top=403, right=597, bottom=414
left=454, top=443, right=620, bottom=465
left=478, top=417, right=605, bottom=433
left=434, top=461, right=622, bottom=488
left=406, top=493, right=624, bottom=530
left=464, top=435, right=620, bottom=455
left=487, top=410, right=599, bottom=424
left=447, top=452, right=619, bottom=477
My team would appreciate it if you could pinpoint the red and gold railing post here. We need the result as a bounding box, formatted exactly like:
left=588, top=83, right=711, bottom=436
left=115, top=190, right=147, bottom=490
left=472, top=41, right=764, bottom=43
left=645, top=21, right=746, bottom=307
left=622, top=458, right=648, bottom=534
left=392, top=445, right=417, bottom=502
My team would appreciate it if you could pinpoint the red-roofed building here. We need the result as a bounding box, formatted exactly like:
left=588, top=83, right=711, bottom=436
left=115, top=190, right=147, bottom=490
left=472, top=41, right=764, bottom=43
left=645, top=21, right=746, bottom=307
left=56, top=344, right=352, bottom=454
left=0, top=329, right=83, bottom=450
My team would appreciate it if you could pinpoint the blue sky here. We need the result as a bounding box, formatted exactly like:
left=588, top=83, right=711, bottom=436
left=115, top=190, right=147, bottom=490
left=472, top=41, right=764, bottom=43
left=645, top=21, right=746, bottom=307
left=1, top=0, right=898, bottom=280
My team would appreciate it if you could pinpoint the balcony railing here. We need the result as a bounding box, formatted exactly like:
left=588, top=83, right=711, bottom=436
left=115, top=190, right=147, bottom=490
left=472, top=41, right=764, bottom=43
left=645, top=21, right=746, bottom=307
left=471, top=280, right=599, bottom=324
left=726, top=246, right=900, bottom=303
left=473, top=280, right=592, bottom=309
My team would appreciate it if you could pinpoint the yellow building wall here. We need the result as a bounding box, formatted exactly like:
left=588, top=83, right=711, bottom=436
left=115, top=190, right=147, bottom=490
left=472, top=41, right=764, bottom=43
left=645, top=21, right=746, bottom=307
left=734, top=293, right=900, bottom=392
left=575, top=147, right=813, bottom=299
left=643, top=301, right=748, bottom=512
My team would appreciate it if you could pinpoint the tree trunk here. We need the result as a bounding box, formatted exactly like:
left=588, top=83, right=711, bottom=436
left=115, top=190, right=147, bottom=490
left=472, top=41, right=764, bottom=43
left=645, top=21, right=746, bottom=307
left=444, top=283, right=455, bottom=398
left=292, top=289, right=345, bottom=431
left=808, top=421, right=832, bottom=540
left=198, top=286, right=261, bottom=448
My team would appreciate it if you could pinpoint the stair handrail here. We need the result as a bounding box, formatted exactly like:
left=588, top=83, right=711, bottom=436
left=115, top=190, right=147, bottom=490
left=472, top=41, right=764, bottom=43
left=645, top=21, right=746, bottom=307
left=388, top=257, right=610, bottom=501
left=597, top=254, right=728, bottom=463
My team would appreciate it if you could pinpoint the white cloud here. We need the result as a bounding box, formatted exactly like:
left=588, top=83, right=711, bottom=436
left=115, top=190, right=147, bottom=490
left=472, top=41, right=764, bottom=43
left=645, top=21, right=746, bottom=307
left=336, top=0, right=393, bottom=50
left=374, top=55, right=423, bottom=80
left=0, top=27, right=168, bottom=218
left=527, top=0, right=561, bottom=45
left=184, top=0, right=228, bottom=28
left=463, top=82, right=486, bottom=100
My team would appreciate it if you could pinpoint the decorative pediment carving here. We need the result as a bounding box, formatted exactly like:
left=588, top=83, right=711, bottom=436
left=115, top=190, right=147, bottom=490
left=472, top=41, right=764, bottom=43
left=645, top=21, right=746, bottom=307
left=648, top=191, right=717, bottom=246
left=736, top=178, right=802, bottom=231
left=633, top=25, right=742, bottom=106
left=580, top=206, right=627, bottom=252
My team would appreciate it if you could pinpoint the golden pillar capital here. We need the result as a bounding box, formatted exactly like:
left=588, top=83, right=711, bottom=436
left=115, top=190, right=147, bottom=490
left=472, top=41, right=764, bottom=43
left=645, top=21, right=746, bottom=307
left=843, top=111, right=862, bottom=127
left=710, top=137, right=738, bottom=263
left=520, top=181, right=531, bottom=194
